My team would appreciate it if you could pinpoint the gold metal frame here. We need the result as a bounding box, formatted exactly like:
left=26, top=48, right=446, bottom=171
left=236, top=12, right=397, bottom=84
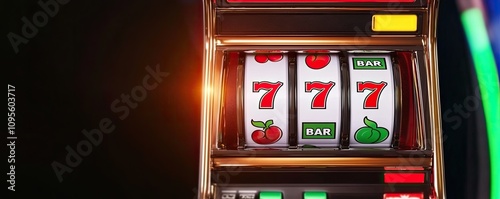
left=427, top=1, right=445, bottom=198
left=213, top=157, right=432, bottom=167
left=199, top=0, right=445, bottom=198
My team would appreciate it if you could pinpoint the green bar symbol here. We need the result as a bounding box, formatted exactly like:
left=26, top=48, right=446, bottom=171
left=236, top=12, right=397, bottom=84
left=353, top=58, right=387, bottom=70
left=302, top=122, right=336, bottom=139
left=304, top=191, right=327, bottom=199
left=259, top=191, right=282, bottom=199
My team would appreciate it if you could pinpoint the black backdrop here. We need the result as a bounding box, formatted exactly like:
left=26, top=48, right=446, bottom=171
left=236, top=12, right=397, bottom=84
left=3, top=0, right=487, bottom=198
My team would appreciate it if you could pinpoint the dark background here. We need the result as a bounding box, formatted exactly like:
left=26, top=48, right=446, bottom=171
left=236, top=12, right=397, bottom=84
left=3, top=0, right=486, bottom=198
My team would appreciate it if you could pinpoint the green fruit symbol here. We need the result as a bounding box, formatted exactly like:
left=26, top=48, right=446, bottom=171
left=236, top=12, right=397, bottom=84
left=354, top=117, right=389, bottom=144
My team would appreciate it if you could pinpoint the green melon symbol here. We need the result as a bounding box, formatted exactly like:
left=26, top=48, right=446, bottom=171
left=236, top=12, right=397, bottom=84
left=354, top=117, right=389, bottom=144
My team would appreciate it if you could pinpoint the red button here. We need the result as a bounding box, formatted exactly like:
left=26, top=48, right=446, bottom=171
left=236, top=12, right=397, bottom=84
left=384, top=173, right=425, bottom=183
left=384, top=193, right=423, bottom=199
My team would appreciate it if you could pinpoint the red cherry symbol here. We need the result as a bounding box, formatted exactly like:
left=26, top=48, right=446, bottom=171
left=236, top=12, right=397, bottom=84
left=267, top=54, right=283, bottom=62
left=255, top=54, right=268, bottom=63
left=251, top=130, right=266, bottom=144
left=265, top=126, right=283, bottom=142
left=250, top=119, right=283, bottom=144
left=252, top=130, right=272, bottom=144
left=255, top=54, right=283, bottom=63
left=305, top=54, right=331, bottom=70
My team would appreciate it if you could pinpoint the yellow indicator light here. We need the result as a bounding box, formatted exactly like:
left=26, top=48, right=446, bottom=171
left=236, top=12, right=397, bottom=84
left=372, top=14, right=418, bottom=32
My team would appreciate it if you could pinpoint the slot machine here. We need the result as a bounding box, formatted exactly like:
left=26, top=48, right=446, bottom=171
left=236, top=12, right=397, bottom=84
left=198, top=0, right=445, bottom=199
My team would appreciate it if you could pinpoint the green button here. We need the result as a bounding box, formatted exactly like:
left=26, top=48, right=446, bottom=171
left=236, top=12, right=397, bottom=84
left=259, top=191, right=282, bottom=199
left=304, top=191, right=327, bottom=199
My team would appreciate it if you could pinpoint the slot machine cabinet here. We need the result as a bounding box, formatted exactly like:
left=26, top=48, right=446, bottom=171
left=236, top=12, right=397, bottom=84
left=199, top=0, right=445, bottom=199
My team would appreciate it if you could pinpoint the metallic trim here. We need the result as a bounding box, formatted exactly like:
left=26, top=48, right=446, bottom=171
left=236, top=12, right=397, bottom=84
left=216, top=0, right=428, bottom=8
left=412, top=51, right=426, bottom=150
left=213, top=186, right=220, bottom=199
left=391, top=53, right=402, bottom=149
left=339, top=52, right=351, bottom=149
left=288, top=52, right=298, bottom=148
left=213, top=157, right=432, bottom=167
left=216, top=37, right=424, bottom=46
left=213, top=50, right=225, bottom=150
left=217, top=46, right=424, bottom=51
left=216, top=7, right=427, bottom=12
left=211, top=149, right=433, bottom=157
left=219, top=52, right=229, bottom=149
left=426, top=0, right=446, bottom=198
left=237, top=53, right=245, bottom=149
left=198, top=1, right=215, bottom=198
